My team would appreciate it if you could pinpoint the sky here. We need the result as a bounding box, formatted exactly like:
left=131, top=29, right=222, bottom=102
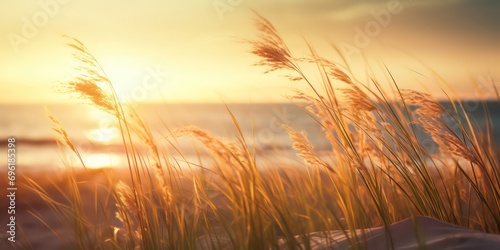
left=0, top=0, right=499, bottom=103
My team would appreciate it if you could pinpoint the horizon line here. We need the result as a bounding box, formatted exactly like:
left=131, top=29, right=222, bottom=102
left=0, top=98, right=498, bottom=106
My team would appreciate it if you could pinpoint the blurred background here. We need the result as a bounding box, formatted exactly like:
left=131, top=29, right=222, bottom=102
left=1, top=0, right=499, bottom=171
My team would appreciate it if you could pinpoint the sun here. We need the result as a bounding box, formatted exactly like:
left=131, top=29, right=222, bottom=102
left=82, top=153, right=121, bottom=169
left=85, top=109, right=120, bottom=144
left=103, top=69, right=141, bottom=102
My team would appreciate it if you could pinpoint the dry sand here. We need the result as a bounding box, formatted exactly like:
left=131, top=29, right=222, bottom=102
left=2, top=169, right=500, bottom=250
left=0, top=169, right=118, bottom=250
left=278, top=216, right=500, bottom=250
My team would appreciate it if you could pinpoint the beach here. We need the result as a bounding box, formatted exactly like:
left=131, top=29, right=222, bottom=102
left=3, top=169, right=500, bottom=249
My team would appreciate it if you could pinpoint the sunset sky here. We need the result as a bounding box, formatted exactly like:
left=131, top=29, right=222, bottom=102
left=1, top=0, right=499, bottom=103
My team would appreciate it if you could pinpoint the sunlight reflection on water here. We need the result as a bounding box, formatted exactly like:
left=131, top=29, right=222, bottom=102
left=80, top=153, right=122, bottom=169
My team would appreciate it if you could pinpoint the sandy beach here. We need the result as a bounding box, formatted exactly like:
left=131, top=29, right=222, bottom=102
left=0, top=169, right=118, bottom=249
left=2, top=169, right=500, bottom=250
left=278, top=216, right=500, bottom=250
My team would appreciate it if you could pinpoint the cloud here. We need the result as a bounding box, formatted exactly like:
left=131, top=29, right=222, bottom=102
left=260, top=0, right=469, bottom=21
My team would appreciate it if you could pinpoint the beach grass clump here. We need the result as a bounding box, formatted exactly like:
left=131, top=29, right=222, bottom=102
left=250, top=12, right=500, bottom=230
left=19, top=14, right=500, bottom=249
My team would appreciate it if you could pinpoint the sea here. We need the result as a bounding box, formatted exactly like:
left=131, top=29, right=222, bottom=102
left=1, top=102, right=499, bottom=172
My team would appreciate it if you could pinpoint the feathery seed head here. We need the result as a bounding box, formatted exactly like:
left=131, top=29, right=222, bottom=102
left=248, top=13, right=300, bottom=78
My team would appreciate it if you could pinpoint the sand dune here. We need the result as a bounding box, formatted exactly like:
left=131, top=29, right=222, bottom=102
left=197, top=216, right=500, bottom=249
left=3, top=170, right=500, bottom=249
left=277, top=216, right=500, bottom=250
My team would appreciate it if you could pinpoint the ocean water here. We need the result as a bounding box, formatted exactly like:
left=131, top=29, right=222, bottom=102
left=0, top=101, right=499, bottom=172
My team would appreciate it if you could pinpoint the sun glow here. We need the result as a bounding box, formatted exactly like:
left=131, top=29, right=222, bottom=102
left=85, top=109, right=121, bottom=144
left=100, top=59, right=171, bottom=103
left=103, top=66, right=142, bottom=103
left=82, top=153, right=121, bottom=169
left=86, top=128, right=119, bottom=144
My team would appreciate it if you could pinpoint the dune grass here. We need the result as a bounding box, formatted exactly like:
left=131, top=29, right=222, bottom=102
left=21, top=15, right=500, bottom=249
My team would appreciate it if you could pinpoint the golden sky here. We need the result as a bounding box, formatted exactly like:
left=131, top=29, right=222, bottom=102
left=1, top=0, right=499, bottom=103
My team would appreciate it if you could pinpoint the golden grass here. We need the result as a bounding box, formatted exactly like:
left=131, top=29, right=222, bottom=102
left=13, top=15, right=500, bottom=249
